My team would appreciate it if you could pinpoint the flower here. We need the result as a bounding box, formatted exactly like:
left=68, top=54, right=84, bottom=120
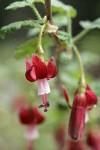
left=86, top=130, right=100, bottom=150
left=19, top=105, right=45, bottom=125
left=67, top=140, right=85, bottom=150
left=12, top=96, right=45, bottom=150
left=62, top=85, right=97, bottom=141
left=19, top=105, right=35, bottom=125
left=54, top=125, right=66, bottom=150
left=18, top=105, right=45, bottom=141
left=85, top=85, right=97, bottom=107
left=25, top=54, right=57, bottom=111
left=68, top=93, right=86, bottom=141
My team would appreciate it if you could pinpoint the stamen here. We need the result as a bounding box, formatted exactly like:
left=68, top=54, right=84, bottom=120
left=41, top=94, right=50, bottom=112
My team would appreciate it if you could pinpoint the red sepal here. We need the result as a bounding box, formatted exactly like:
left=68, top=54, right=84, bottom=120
left=25, top=66, right=36, bottom=82
left=19, top=106, right=34, bottom=125
left=32, top=55, right=47, bottom=79
left=25, top=56, right=32, bottom=70
left=85, top=85, right=97, bottom=106
left=68, top=107, right=85, bottom=141
left=33, top=107, right=45, bottom=124
left=47, top=57, right=57, bottom=79
left=62, top=85, right=72, bottom=109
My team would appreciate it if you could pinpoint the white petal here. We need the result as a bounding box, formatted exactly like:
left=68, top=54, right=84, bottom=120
left=37, top=79, right=45, bottom=95
left=43, top=78, right=51, bottom=94
left=24, top=125, right=39, bottom=140
left=85, top=112, right=89, bottom=123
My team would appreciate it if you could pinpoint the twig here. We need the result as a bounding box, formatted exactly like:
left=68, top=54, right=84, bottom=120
left=44, top=0, right=52, bottom=24
left=73, top=29, right=90, bottom=43
left=28, top=140, right=33, bottom=150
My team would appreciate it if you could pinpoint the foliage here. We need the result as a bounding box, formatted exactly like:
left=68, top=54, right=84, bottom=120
left=0, top=20, right=43, bottom=39
left=80, top=18, right=100, bottom=29
left=0, top=0, right=100, bottom=150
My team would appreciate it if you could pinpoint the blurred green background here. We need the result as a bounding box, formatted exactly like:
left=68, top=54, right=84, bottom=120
left=0, top=0, right=100, bottom=150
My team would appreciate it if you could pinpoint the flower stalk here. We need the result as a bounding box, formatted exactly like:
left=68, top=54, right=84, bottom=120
left=73, top=29, right=90, bottom=43
left=28, top=140, right=33, bottom=150
left=36, top=23, right=46, bottom=59
left=73, top=45, right=86, bottom=87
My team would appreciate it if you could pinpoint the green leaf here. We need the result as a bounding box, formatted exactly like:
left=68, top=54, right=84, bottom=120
left=35, top=0, right=77, bottom=17
left=15, top=38, right=37, bottom=59
left=51, top=0, right=77, bottom=18
left=25, top=0, right=35, bottom=4
left=53, top=14, right=68, bottom=27
left=80, top=18, right=100, bottom=29
left=6, top=0, right=41, bottom=10
left=35, top=0, right=44, bottom=2
left=0, top=20, right=43, bottom=39
left=57, top=30, right=72, bottom=46
left=15, top=35, right=54, bottom=59
left=6, top=1, right=29, bottom=10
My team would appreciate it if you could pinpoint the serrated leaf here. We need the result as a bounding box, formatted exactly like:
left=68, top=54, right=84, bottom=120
left=15, top=35, right=54, bottom=59
left=80, top=18, right=100, bottom=29
left=0, top=20, right=43, bottom=39
left=15, top=38, right=37, bottom=59
left=6, top=1, right=29, bottom=10
left=25, top=0, right=35, bottom=4
left=57, top=30, right=73, bottom=48
left=51, top=0, right=77, bottom=18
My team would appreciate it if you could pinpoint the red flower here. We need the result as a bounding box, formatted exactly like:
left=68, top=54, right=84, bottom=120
left=25, top=55, right=57, bottom=111
left=85, top=85, right=97, bottom=107
left=62, top=85, right=97, bottom=141
left=68, top=94, right=86, bottom=140
left=25, top=55, right=57, bottom=94
left=67, top=140, right=85, bottom=150
left=86, top=130, right=100, bottom=150
left=19, top=105, right=45, bottom=125
left=19, top=105, right=35, bottom=125
left=32, top=107, right=45, bottom=124
left=54, top=125, right=66, bottom=150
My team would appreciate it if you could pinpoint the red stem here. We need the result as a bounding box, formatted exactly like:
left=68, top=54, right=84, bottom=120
left=28, top=140, right=34, bottom=150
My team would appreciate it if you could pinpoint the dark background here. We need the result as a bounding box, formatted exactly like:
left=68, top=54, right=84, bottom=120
left=0, top=0, right=100, bottom=36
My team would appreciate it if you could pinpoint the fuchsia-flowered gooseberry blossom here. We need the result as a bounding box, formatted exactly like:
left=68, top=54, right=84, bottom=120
left=25, top=54, right=57, bottom=112
left=67, top=140, right=86, bottom=150
left=19, top=105, right=45, bottom=140
left=86, top=130, right=100, bottom=150
left=62, top=85, right=97, bottom=141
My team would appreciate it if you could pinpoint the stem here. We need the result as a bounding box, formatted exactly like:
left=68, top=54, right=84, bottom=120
left=28, top=140, right=33, bottom=150
left=37, top=25, right=45, bottom=52
left=73, top=45, right=86, bottom=85
left=73, top=29, right=90, bottom=43
left=30, top=4, right=42, bottom=20
left=44, top=0, right=52, bottom=23
left=38, top=25, right=45, bottom=46
left=67, top=12, right=72, bottom=37
left=37, top=23, right=47, bottom=59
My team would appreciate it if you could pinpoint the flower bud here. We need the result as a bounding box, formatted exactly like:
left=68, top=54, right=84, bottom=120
left=68, top=94, right=86, bottom=140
